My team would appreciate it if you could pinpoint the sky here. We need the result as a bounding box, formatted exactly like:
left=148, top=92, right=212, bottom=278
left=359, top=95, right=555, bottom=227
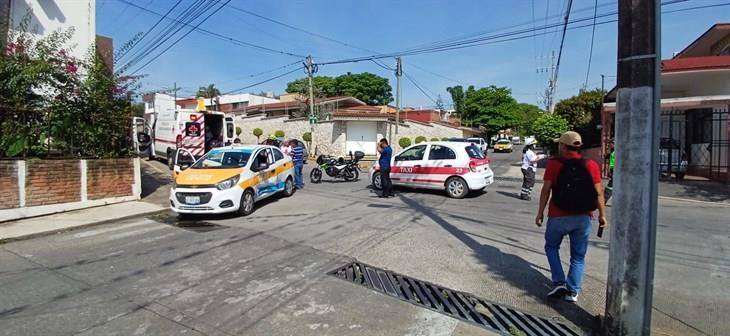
left=96, top=0, right=730, bottom=109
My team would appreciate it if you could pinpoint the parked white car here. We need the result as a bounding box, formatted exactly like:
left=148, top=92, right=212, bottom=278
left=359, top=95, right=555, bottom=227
left=369, top=142, right=494, bottom=198
left=467, top=137, right=489, bottom=152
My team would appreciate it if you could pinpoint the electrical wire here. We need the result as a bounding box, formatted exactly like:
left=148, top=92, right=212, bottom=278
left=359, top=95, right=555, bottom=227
left=316, top=0, right=692, bottom=66
left=551, top=0, right=574, bottom=102
left=584, top=0, right=599, bottom=89
left=223, top=66, right=304, bottom=95
left=120, top=0, right=215, bottom=71
left=129, top=0, right=233, bottom=74
left=403, top=72, right=438, bottom=106
left=115, top=0, right=183, bottom=61
left=113, top=0, right=307, bottom=61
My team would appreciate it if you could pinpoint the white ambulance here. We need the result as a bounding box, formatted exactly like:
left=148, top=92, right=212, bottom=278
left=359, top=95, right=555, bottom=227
left=135, top=93, right=236, bottom=169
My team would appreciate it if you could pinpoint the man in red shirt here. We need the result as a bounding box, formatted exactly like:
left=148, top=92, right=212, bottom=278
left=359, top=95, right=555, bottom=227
left=536, top=131, right=608, bottom=303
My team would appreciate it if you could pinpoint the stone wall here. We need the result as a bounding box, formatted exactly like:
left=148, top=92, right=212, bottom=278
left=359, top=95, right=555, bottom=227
left=0, top=158, right=141, bottom=222
left=384, top=121, right=463, bottom=151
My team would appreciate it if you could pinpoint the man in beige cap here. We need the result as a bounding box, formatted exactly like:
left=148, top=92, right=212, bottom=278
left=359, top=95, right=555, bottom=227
left=535, top=131, right=607, bottom=303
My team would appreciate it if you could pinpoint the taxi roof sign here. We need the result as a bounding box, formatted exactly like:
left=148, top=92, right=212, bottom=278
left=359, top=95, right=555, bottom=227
left=196, top=98, right=205, bottom=111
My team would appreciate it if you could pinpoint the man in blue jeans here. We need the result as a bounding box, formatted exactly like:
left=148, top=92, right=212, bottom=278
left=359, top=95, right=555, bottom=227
left=291, top=140, right=304, bottom=189
left=536, top=131, right=607, bottom=303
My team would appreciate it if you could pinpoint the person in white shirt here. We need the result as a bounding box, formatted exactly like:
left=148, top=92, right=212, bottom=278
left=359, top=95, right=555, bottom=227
left=520, top=139, right=541, bottom=200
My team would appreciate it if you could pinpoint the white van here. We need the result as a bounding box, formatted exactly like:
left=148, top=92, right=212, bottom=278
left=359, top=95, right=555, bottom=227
left=134, top=94, right=236, bottom=169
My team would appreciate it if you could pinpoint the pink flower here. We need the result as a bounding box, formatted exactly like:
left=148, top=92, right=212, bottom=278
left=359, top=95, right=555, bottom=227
left=66, top=62, right=77, bottom=74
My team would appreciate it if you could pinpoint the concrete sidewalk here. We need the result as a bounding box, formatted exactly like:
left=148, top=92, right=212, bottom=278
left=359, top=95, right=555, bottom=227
left=0, top=201, right=166, bottom=243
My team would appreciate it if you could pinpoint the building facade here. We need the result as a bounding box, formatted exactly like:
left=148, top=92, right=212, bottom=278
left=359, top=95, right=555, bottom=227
left=603, top=23, right=730, bottom=182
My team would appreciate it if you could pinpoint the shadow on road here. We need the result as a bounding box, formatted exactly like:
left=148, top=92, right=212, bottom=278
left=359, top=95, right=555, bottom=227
left=496, top=190, right=524, bottom=200
left=398, top=194, right=597, bottom=332
left=659, top=180, right=730, bottom=203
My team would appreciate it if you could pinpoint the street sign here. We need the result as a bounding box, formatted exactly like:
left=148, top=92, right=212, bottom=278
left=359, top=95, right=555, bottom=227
left=308, top=116, right=318, bottom=124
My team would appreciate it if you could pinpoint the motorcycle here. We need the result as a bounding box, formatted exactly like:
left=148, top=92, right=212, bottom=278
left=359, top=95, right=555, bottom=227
left=310, top=151, right=364, bottom=183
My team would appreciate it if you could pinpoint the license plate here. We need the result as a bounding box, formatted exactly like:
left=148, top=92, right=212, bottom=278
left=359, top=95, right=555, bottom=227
left=185, top=196, right=200, bottom=204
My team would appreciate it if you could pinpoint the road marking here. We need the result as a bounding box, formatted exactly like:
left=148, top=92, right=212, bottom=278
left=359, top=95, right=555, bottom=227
left=104, top=225, right=168, bottom=241
left=658, top=196, right=730, bottom=207
left=65, top=220, right=155, bottom=240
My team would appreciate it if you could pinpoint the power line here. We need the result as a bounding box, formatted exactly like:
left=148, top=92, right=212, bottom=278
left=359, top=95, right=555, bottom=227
left=583, top=0, right=599, bottom=89
left=130, top=0, right=233, bottom=74
left=549, top=0, right=574, bottom=112
left=223, top=66, right=304, bottom=95
left=113, top=0, right=307, bottom=63
left=120, top=0, right=216, bottom=71
left=403, top=72, right=438, bottom=106
left=115, top=0, right=183, bottom=61
left=316, top=0, right=691, bottom=66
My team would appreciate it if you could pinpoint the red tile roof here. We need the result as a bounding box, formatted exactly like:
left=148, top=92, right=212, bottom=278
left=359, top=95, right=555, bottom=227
left=662, top=56, right=730, bottom=73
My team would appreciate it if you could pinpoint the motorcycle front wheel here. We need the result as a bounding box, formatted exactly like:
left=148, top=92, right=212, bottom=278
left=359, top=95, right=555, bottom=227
left=310, top=167, right=322, bottom=183
left=344, top=167, right=359, bottom=181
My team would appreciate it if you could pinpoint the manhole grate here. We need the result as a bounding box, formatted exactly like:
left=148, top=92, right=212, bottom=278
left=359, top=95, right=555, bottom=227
left=328, top=261, right=579, bottom=336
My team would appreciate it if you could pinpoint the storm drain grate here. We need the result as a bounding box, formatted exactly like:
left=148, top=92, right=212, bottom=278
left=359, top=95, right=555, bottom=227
left=328, top=262, right=579, bottom=336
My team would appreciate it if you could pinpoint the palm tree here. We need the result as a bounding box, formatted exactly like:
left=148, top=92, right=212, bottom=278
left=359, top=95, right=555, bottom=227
left=196, top=84, right=220, bottom=98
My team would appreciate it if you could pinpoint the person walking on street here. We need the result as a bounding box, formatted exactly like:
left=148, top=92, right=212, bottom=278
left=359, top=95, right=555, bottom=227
left=520, top=139, right=541, bottom=200
left=604, top=139, right=615, bottom=204
left=535, top=131, right=608, bottom=303
left=291, top=140, right=305, bottom=189
left=377, top=138, right=394, bottom=198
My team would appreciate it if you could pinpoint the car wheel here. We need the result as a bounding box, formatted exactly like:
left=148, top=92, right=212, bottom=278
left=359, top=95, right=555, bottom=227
left=238, top=189, right=255, bottom=216
left=310, top=168, right=322, bottom=183
left=167, top=149, right=174, bottom=170
left=372, top=173, right=382, bottom=190
left=445, top=177, right=468, bottom=199
left=283, top=177, right=295, bottom=197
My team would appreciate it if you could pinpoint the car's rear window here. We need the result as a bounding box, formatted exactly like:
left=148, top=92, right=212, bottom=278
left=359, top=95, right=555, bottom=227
left=465, top=144, right=485, bottom=159
left=497, top=139, right=511, bottom=144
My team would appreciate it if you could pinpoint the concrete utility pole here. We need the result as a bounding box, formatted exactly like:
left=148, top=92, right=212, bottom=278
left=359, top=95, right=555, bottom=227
left=394, top=57, right=402, bottom=139
left=306, top=55, right=316, bottom=152
left=604, top=0, right=660, bottom=335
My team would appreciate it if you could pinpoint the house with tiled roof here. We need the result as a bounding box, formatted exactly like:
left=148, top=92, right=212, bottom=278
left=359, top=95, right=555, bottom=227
left=603, top=23, right=730, bottom=182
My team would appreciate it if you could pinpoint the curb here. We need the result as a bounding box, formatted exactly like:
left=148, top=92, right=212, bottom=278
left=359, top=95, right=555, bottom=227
left=0, top=208, right=170, bottom=244
left=657, top=196, right=730, bottom=206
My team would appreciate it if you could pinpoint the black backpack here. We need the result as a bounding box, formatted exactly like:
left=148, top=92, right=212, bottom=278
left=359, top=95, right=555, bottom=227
left=551, top=158, right=598, bottom=212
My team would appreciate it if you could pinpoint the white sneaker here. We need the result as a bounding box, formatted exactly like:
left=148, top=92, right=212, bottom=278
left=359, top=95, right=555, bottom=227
left=564, top=291, right=579, bottom=302
left=547, top=284, right=568, bottom=298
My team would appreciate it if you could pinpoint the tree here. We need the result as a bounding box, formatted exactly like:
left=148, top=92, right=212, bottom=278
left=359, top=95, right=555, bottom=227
left=285, top=76, right=337, bottom=98
left=415, top=136, right=427, bottom=144
left=196, top=84, right=220, bottom=98
left=532, top=114, right=569, bottom=145
left=446, top=85, right=473, bottom=116
left=235, top=127, right=242, bottom=136
left=399, top=137, right=411, bottom=148
left=253, top=128, right=263, bottom=142
left=554, top=89, right=605, bottom=146
left=285, top=72, right=393, bottom=106
left=132, top=102, right=145, bottom=117
left=514, top=103, right=543, bottom=136
left=335, top=72, right=393, bottom=105
left=274, top=130, right=285, bottom=138
left=462, top=85, right=519, bottom=134
left=302, top=131, right=312, bottom=150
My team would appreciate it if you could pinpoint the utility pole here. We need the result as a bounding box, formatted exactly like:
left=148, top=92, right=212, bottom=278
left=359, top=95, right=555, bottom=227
left=600, top=74, right=605, bottom=93
left=547, top=51, right=556, bottom=113
left=604, top=0, right=660, bottom=335
left=394, top=57, right=402, bottom=140
left=305, top=55, right=316, bottom=153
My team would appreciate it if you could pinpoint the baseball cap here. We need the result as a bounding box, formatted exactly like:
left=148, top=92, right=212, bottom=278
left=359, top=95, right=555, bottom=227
left=554, top=131, right=583, bottom=147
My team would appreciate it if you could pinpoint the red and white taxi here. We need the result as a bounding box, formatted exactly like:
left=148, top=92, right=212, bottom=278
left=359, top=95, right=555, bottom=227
left=369, top=142, right=494, bottom=198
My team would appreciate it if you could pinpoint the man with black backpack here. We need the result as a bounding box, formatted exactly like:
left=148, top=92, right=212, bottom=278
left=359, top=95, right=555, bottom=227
left=535, top=131, right=607, bottom=303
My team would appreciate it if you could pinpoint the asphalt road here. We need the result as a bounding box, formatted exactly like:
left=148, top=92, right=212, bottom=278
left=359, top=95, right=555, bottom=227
left=1, top=150, right=727, bottom=336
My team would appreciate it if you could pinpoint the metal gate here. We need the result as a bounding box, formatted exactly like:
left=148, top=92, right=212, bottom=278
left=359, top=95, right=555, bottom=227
left=662, top=107, right=729, bottom=181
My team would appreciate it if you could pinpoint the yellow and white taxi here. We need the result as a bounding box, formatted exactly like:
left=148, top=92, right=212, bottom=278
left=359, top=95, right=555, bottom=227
left=170, top=145, right=295, bottom=217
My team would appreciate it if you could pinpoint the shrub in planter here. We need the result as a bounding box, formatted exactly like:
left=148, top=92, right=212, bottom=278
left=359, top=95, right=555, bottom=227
left=399, top=137, right=411, bottom=148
